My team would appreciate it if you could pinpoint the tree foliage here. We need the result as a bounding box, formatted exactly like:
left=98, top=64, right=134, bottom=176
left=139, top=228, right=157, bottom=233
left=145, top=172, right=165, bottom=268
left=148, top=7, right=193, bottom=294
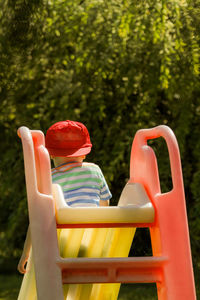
left=0, top=0, right=199, bottom=269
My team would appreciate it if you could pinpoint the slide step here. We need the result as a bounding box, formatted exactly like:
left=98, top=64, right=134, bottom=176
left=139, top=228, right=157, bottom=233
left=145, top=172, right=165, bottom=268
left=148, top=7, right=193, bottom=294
left=57, top=256, right=168, bottom=284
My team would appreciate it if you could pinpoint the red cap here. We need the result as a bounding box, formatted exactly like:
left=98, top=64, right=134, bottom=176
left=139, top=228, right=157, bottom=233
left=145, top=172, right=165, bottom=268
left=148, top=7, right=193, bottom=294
left=45, top=120, right=92, bottom=157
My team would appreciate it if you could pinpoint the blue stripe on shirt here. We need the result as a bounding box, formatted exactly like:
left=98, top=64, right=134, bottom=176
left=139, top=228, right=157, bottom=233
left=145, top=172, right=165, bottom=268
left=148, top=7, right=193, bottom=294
left=66, top=199, right=100, bottom=206
left=64, top=191, right=99, bottom=199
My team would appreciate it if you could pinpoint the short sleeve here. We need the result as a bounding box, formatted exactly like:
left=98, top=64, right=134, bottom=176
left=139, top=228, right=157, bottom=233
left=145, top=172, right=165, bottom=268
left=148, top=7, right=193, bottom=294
left=96, top=166, right=112, bottom=201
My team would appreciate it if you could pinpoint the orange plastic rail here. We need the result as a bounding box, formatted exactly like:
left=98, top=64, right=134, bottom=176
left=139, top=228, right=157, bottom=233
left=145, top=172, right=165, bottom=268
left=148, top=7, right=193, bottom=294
left=129, top=125, right=196, bottom=300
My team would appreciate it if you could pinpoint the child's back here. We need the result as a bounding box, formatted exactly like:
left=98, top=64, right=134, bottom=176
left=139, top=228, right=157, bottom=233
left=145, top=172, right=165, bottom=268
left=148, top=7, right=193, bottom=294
left=52, top=161, right=111, bottom=207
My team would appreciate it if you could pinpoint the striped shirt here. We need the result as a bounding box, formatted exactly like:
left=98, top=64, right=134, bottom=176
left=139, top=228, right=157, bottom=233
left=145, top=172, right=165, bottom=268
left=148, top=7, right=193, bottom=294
left=52, top=162, right=112, bottom=207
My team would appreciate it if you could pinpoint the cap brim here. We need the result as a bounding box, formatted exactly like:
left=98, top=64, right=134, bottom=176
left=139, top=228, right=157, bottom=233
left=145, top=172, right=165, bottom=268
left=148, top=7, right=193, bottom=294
left=47, top=146, right=92, bottom=157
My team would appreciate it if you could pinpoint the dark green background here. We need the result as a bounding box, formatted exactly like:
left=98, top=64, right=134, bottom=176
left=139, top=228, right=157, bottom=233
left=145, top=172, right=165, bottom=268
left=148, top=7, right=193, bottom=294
left=0, top=0, right=199, bottom=295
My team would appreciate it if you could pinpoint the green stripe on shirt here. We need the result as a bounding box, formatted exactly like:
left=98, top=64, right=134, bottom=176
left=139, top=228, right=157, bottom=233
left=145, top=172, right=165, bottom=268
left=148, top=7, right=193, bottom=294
left=58, top=177, right=102, bottom=187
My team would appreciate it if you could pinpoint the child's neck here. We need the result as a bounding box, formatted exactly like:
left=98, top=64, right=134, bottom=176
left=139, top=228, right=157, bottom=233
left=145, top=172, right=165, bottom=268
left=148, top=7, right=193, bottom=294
left=53, top=156, right=85, bottom=167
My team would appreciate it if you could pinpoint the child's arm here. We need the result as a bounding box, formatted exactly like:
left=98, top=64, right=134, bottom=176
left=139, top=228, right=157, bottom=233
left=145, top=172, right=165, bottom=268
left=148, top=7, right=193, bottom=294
left=18, top=225, right=31, bottom=274
left=100, top=199, right=109, bottom=206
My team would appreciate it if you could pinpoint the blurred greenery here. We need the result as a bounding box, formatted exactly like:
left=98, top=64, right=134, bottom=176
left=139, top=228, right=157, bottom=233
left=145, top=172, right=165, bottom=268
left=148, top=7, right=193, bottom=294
left=119, top=284, right=158, bottom=300
left=0, top=274, right=22, bottom=300
left=0, top=0, right=199, bottom=297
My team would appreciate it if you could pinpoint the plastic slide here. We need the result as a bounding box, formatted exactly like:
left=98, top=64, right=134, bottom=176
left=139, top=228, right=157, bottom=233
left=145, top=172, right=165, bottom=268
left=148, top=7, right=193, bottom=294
left=18, top=125, right=196, bottom=300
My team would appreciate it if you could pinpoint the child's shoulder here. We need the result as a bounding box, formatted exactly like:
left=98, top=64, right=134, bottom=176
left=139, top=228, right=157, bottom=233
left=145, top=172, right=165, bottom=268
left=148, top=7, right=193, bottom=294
left=83, top=162, right=101, bottom=170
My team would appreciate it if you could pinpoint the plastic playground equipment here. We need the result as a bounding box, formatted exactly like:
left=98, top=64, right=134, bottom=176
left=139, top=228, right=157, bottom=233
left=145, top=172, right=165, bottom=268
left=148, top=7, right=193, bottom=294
left=17, top=125, right=196, bottom=300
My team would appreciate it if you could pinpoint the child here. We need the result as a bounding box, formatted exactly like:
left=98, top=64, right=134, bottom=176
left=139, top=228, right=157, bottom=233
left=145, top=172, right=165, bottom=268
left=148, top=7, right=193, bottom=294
left=18, top=120, right=111, bottom=273
left=45, top=120, right=112, bottom=207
